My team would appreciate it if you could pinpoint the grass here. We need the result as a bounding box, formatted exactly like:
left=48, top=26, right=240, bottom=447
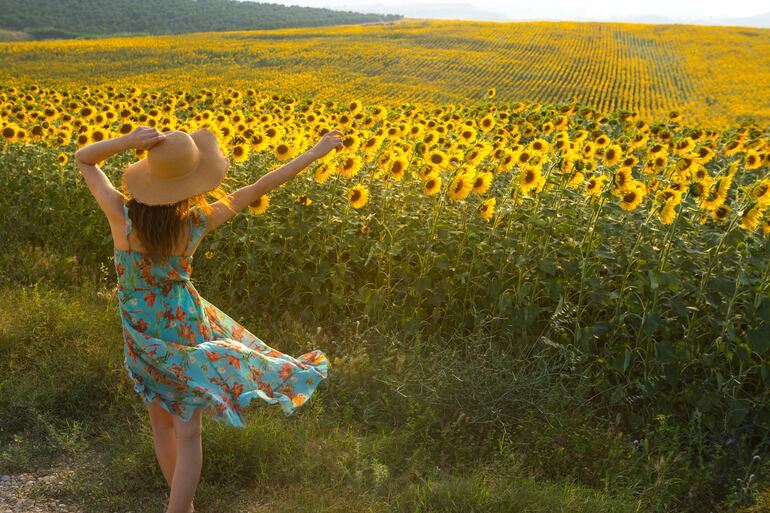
left=0, top=242, right=763, bottom=511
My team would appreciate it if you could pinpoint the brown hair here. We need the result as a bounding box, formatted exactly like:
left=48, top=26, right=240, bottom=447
left=126, top=197, right=194, bottom=262
left=123, top=185, right=232, bottom=263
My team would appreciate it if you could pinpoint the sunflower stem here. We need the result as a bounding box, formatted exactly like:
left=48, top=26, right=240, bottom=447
left=572, top=174, right=613, bottom=348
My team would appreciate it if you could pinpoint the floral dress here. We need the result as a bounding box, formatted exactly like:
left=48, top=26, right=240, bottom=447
left=113, top=202, right=329, bottom=427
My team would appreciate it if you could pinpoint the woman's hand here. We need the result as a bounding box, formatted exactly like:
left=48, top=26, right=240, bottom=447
left=127, top=126, right=166, bottom=151
left=309, top=130, right=344, bottom=159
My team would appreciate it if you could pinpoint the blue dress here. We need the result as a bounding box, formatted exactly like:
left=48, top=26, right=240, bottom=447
left=113, top=202, right=329, bottom=427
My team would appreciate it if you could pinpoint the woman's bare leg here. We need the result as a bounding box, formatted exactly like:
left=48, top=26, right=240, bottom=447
left=148, top=400, right=177, bottom=487
left=165, top=407, right=203, bottom=513
left=149, top=400, right=195, bottom=512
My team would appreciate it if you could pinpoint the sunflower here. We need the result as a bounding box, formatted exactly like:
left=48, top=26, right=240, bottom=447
left=567, top=171, right=584, bottom=188
left=745, top=150, right=763, bottom=170
left=348, top=99, right=363, bottom=115
left=76, top=130, right=91, bottom=147
left=750, top=179, right=770, bottom=205
left=425, top=149, right=448, bottom=169
left=56, top=153, right=68, bottom=166
left=347, top=184, right=369, bottom=209
left=479, top=197, right=496, bottom=222
left=1, top=124, right=17, bottom=142
left=472, top=171, right=493, bottom=195
left=248, top=194, right=270, bottom=215
left=528, top=138, right=550, bottom=155
left=722, top=140, right=743, bottom=156
left=613, top=167, right=632, bottom=190
left=619, top=182, right=645, bottom=212
left=478, top=114, right=495, bottom=133
left=339, top=154, right=364, bottom=178
left=658, top=197, right=677, bottom=225
left=274, top=142, right=293, bottom=161
left=585, top=174, right=608, bottom=196
left=673, top=137, right=696, bottom=155
left=447, top=174, right=472, bottom=201
left=711, top=204, right=732, bottom=223
left=519, top=166, right=542, bottom=194
left=602, top=144, right=622, bottom=167
left=388, top=155, right=408, bottom=181
left=232, top=144, right=250, bottom=163
left=341, top=133, right=361, bottom=153
left=296, top=194, right=312, bottom=206
left=740, top=204, right=765, bottom=231
left=486, top=88, right=496, bottom=99
left=694, top=146, right=716, bottom=164
left=314, top=162, right=333, bottom=184
left=594, top=134, right=610, bottom=148
left=424, top=175, right=442, bottom=196
left=459, top=126, right=477, bottom=143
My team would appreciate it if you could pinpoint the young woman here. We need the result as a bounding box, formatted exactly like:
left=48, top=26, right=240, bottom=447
left=74, top=126, right=343, bottom=513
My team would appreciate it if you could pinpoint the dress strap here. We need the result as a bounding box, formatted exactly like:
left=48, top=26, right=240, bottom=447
left=122, top=203, right=132, bottom=253
left=185, top=205, right=208, bottom=253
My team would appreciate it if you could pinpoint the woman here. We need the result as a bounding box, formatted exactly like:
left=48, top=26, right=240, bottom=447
left=74, top=125, right=343, bottom=513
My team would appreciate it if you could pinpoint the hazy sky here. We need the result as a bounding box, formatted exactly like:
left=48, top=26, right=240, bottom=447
left=264, top=0, right=769, bottom=22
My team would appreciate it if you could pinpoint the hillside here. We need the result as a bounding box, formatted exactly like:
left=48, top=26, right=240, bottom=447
left=0, top=0, right=403, bottom=39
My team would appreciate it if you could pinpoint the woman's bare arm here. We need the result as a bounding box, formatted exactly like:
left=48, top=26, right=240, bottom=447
left=74, top=127, right=165, bottom=222
left=204, top=130, right=345, bottom=234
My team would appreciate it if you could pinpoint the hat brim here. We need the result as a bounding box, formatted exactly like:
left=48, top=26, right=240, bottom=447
left=124, top=130, right=229, bottom=206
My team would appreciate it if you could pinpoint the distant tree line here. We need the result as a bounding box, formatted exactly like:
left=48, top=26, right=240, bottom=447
left=0, top=0, right=403, bottom=39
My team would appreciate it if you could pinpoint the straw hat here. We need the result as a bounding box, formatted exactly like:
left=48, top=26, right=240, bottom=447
left=124, top=129, right=229, bottom=206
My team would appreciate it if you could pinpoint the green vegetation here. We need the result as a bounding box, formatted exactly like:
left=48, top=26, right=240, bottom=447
left=0, top=0, right=403, bottom=39
left=1, top=137, right=768, bottom=511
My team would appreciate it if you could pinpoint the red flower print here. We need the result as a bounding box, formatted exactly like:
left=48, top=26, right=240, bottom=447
left=126, top=342, right=137, bottom=362
left=230, top=324, right=245, bottom=341
left=143, top=290, right=157, bottom=308
left=248, top=365, right=263, bottom=381
left=258, top=381, right=274, bottom=397
left=226, top=354, right=241, bottom=370
left=133, top=318, right=148, bottom=333
left=231, top=382, right=244, bottom=401
left=278, top=363, right=293, bottom=381
left=204, top=305, right=221, bottom=323
left=204, top=349, right=227, bottom=363
left=116, top=263, right=125, bottom=277
left=168, top=268, right=181, bottom=281
left=162, top=282, right=173, bottom=296
left=179, top=324, right=197, bottom=344
left=181, top=259, right=192, bottom=274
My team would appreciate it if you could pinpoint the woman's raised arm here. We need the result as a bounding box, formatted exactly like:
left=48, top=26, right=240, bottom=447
left=203, top=130, right=345, bottom=234
left=74, top=126, right=165, bottom=222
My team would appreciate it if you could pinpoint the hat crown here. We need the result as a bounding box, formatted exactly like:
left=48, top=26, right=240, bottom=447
left=147, top=131, right=200, bottom=180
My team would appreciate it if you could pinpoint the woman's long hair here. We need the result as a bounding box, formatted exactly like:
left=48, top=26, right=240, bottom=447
left=126, top=196, right=196, bottom=261
left=121, top=180, right=232, bottom=263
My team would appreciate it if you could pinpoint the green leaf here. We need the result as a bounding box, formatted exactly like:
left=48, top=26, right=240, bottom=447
left=648, top=269, right=661, bottom=291
left=748, top=324, right=770, bottom=355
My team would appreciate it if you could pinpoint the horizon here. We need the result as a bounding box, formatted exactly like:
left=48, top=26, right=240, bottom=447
left=255, top=0, right=770, bottom=27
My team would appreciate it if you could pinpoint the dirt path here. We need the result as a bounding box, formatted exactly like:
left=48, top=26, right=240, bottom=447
left=0, top=465, right=82, bottom=513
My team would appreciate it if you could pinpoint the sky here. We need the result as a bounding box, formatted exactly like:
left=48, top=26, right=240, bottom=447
left=260, top=0, right=770, bottom=24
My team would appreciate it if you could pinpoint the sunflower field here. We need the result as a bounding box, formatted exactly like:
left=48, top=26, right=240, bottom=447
left=1, top=20, right=768, bottom=127
left=3, top=80, right=770, bottom=430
